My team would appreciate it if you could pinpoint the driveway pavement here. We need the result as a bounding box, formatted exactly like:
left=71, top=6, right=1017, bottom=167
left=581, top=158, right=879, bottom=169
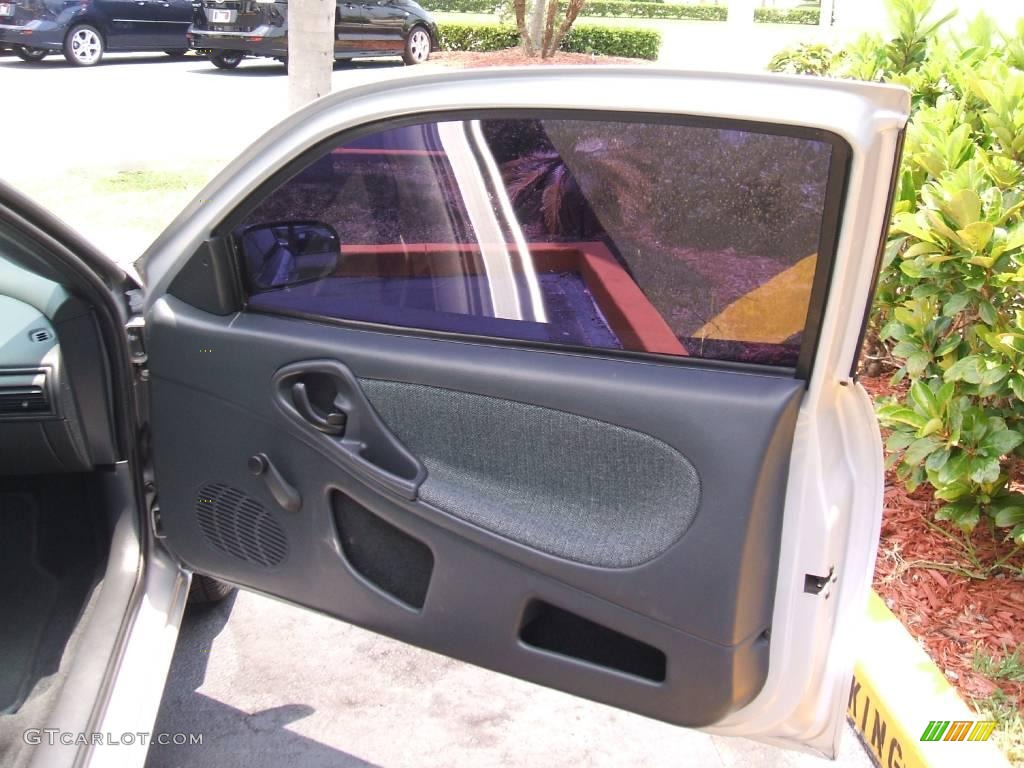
left=145, top=591, right=872, bottom=768
left=1, top=46, right=874, bottom=768
left=1, top=52, right=426, bottom=263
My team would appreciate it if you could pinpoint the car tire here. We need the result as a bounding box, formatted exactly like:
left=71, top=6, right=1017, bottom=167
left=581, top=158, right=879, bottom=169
left=63, top=24, right=104, bottom=66
left=188, top=574, right=236, bottom=604
left=14, top=46, right=48, bottom=62
left=402, top=26, right=431, bottom=65
left=210, top=51, right=243, bottom=70
left=164, top=49, right=188, bottom=57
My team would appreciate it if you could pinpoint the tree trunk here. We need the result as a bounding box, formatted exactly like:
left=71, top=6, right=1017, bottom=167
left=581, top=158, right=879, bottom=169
left=528, top=0, right=547, bottom=50
left=543, top=0, right=585, bottom=57
left=288, top=0, right=335, bottom=112
left=513, top=0, right=535, bottom=55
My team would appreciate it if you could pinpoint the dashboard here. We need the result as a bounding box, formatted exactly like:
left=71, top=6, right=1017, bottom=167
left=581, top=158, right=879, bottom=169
left=0, top=256, right=118, bottom=474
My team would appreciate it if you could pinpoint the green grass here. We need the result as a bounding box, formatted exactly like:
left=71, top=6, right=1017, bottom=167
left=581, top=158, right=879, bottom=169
left=95, top=169, right=211, bottom=194
left=971, top=645, right=1024, bottom=767
left=14, top=164, right=218, bottom=267
left=973, top=645, right=1024, bottom=683
left=972, top=689, right=1024, bottom=767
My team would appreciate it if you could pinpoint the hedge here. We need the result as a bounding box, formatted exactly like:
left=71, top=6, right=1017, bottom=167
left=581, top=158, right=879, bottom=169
left=569, top=2, right=725, bottom=21
left=436, top=21, right=520, bottom=51
left=753, top=7, right=820, bottom=25
left=436, top=21, right=661, bottom=60
left=426, top=0, right=501, bottom=12
left=427, top=1, right=819, bottom=24
left=428, top=1, right=824, bottom=24
left=428, top=0, right=731, bottom=18
left=563, top=23, right=661, bottom=59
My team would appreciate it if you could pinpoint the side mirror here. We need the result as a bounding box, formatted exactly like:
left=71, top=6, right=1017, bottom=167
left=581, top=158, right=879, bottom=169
left=238, top=221, right=341, bottom=292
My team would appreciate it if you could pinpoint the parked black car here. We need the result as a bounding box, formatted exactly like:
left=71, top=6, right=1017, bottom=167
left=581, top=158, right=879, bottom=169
left=0, top=0, right=195, bottom=65
left=188, top=0, right=437, bottom=70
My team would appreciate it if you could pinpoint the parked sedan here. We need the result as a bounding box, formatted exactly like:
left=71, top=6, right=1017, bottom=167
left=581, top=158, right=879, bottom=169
left=0, top=0, right=195, bottom=65
left=188, top=0, right=437, bottom=70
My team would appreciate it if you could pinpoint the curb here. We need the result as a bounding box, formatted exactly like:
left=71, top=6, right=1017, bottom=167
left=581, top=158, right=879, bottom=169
left=847, top=591, right=1011, bottom=768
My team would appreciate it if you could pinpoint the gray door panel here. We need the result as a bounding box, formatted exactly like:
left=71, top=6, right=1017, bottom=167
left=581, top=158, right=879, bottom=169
left=147, top=296, right=802, bottom=724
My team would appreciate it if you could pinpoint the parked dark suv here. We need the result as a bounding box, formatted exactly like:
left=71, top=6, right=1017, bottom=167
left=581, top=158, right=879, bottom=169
left=0, top=0, right=195, bottom=65
left=188, top=0, right=437, bottom=70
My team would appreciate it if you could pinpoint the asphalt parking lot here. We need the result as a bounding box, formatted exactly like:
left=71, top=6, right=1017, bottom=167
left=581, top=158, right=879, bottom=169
left=0, top=50, right=872, bottom=768
left=1, top=52, right=416, bottom=178
left=144, top=591, right=873, bottom=768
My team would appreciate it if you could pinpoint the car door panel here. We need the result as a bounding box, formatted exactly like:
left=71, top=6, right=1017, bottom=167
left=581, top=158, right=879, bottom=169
left=101, top=0, right=152, bottom=47
left=147, top=294, right=802, bottom=725
left=335, top=0, right=369, bottom=56
left=145, top=0, right=192, bottom=48
left=360, top=0, right=405, bottom=52
left=137, top=69, right=909, bottom=754
left=149, top=294, right=802, bottom=635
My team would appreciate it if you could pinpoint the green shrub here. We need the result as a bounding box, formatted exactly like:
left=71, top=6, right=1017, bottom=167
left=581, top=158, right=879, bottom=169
left=877, top=57, right=1024, bottom=542
left=562, top=24, right=661, bottom=59
left=430, top=0, right=719, bottom=20
left=572, top=2, right=725, bottom=21
left=753, top=7, right=820, bottom=25
left=436, top=21, right=519, bottom=51
left=436, top=21, right=661, bottom=59
left=767, top=42, right=839, bottom=75
left=777, top=0, right=1024, bottom=549
left=426, top=0, right=501, bottom=11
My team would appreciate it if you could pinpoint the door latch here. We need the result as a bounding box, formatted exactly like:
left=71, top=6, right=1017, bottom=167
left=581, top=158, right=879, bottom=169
left=803, top=566, right=836, bottom=596
left=291, top=381, right=347, bottom=436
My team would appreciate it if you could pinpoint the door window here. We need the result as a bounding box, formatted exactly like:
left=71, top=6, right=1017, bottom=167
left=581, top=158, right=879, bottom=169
left=235, top=116, right=844, bottom=369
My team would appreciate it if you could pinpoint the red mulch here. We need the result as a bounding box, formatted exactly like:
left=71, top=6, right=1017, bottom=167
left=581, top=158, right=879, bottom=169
left=431, top=49, right=649, bottom=68
left=862, top=373, right=1024, bottom=710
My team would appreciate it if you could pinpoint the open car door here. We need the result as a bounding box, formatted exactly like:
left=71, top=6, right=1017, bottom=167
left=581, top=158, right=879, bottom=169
left=137, top=68, right=909, bottom=756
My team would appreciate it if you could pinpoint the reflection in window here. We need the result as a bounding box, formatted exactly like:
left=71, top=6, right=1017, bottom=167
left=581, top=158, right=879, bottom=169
left=238, top=118, right=833, bottom=367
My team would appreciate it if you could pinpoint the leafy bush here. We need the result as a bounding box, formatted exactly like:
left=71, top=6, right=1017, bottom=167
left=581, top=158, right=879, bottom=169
left=774, top=1, right=1024, bottom=546
left=877, top=55, right=1024, bottom=540
left=436, top=21, right=520, bottom=51
left=753, top=7, right=819, bottom=25
left=436, top=21, right=661, bottom=59
left=430, top=0, right=721, bottom=20
left=426, top=0, right=501, bottom=12
left=562, top=24, right=661, bottom=59
left=568, top=2, right=724, bottom=21
left=767, top=42, right=839, bottom=75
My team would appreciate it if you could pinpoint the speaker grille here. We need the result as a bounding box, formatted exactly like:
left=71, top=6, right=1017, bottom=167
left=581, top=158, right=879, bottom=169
left=195, top=482, right=288, bottom=567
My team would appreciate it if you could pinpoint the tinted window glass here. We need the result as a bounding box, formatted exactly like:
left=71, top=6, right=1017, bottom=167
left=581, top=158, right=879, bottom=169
left=236, top=117, right=835, bottom=367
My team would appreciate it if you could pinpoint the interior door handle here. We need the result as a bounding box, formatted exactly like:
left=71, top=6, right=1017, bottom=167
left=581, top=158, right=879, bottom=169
left=291, top=381, right=347, bottom=436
